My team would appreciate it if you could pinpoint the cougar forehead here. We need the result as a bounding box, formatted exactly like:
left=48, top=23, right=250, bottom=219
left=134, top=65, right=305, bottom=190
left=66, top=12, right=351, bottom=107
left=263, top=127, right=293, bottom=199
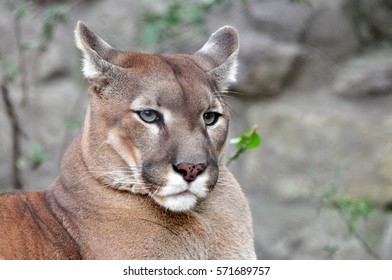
left=127, top=57, right=221, bottom=112
left=113, top=54, right=219, bottom=104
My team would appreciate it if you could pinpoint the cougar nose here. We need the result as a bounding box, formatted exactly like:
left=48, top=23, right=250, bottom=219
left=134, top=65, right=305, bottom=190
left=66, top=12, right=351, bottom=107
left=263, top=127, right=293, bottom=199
left=173, top=163, right=206, bottom=182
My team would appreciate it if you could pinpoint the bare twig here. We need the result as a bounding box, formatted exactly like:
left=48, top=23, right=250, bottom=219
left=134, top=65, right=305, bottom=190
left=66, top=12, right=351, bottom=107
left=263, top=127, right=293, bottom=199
left=1, top=82, right=24, bottom=190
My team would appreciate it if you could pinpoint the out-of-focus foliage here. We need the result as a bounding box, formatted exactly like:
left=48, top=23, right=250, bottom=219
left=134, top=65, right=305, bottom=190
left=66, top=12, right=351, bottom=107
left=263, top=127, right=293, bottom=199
left=42, top=5, right=69, bottom=41
left=314, top=181, right=380, bottom=259
left=138, top=0, right=247, bottom=50
left=17, top=144, right=49, bottom=170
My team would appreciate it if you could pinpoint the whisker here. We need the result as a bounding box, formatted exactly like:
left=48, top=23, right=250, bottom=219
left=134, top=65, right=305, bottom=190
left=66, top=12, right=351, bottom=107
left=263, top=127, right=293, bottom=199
left=150, top=185, right=162, bottom=198
left=87, top=169, right=142, bottom=174
left=67, top=174, right=98, bottom=189
left=212, top=89, right=244, bottom=97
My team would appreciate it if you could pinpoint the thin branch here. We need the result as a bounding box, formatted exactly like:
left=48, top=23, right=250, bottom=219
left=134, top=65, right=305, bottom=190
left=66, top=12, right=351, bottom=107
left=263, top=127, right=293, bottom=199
left=227, top=124, right=258, bottom=166
left=333, top=203, right=381, bottom=260
left=13, top=13, right=29, bottom=107
left=1, top=81, right=24, bottom=190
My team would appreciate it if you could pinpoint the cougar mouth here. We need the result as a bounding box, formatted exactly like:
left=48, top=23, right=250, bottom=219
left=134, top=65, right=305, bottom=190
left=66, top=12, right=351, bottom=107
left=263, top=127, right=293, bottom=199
left=150, top=171, right=210, bottom=212
left=175, top=190, right=191, bottom=196
left=152, top=192, right=197, bottom=212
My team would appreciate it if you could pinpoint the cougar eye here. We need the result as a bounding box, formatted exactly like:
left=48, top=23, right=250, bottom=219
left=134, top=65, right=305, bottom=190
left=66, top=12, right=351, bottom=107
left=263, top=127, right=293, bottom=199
left=137, top=110, right=161, bottom=124
left=203, top=112, right=221, bottom=126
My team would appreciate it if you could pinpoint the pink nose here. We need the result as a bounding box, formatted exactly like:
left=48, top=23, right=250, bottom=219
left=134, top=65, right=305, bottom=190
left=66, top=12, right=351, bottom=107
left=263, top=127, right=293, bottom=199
left=174, top=163, right=206, bottom=182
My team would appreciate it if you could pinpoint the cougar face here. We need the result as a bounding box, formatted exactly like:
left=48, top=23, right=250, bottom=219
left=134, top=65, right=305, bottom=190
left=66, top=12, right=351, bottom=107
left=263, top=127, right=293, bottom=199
left=75, top=22, right=238, bottom=212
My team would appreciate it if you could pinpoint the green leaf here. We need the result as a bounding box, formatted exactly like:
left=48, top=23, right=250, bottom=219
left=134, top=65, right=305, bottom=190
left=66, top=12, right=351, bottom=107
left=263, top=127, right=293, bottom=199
left=166, top=3, right=182, bottom=25
left=142, top=23, right=160, bottom=50
left=45, top=5, right=68, bottom=23
left=30, top=144, right=48, bottom=165
left=17, top=144, right=49, bottom=170
left=333, top=197, right=374, bottom=234
left=41, top=5, right=68, bottom=41
left=322, top=244, right=339, bottom=258
left=138, top=0, right=248, bottom=49
left=235, top=129, right=261, bottom=150
left=6, top=1, right=29, bottom=19
left=42, top=22, right=54, bottom=41
left=1, top=58, right=19, bottom=80
left=21, top=39, right=41, bottom=49
left=16, top=158, right=28, bottom=170
left=228, top=125, right=261, bottom=165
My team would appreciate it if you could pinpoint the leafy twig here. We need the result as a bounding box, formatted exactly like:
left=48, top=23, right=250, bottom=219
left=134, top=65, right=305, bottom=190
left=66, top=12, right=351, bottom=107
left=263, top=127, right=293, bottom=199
left=332, top=199, right=381, bottom=260
left=139, top=0, right=248, bottom=50
left=228, top=124, right=261, bottom=165
left=313, top=178, right=381, bottom=259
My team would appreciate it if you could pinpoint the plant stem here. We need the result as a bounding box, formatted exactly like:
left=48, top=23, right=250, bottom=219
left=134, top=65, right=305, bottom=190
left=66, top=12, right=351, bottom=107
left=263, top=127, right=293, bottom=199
left=1, top=82, right=24, bottom=190
left=333, top=203, right=381, bottom=260
left=13, top=14, right=29, bottom=107
left=227, top=124, right=258, bottom=166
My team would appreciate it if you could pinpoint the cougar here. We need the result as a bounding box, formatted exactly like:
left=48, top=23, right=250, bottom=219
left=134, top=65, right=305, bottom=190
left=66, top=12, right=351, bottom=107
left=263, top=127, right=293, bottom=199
left=0, top=21, right=256, bottom=259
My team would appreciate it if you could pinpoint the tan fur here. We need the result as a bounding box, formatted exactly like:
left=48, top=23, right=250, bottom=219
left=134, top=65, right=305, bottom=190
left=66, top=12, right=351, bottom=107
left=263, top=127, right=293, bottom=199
left=0, top=22, right=256, bottom=259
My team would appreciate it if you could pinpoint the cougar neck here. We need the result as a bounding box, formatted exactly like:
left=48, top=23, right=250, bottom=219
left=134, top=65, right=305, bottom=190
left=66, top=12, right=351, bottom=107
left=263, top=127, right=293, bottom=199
left=59, top=103, right=101, bottom=187
left=59, top=129, right=92, bottom=189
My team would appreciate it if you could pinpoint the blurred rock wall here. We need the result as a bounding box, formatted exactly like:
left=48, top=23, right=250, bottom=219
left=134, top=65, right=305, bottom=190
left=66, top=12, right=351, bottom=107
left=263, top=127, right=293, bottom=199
left=212, top=0, right=392, bottom=259
left=1, top=0, right=392, bottom=259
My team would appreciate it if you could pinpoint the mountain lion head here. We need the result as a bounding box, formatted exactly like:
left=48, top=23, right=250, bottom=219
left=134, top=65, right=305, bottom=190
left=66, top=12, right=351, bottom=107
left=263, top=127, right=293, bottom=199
left=74, top=22, right=239, bottom=212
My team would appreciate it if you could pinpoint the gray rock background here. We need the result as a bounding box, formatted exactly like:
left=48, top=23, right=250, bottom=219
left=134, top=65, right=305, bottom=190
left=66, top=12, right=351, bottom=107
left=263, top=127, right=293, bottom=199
left=1, top=0, right=392, bottom=259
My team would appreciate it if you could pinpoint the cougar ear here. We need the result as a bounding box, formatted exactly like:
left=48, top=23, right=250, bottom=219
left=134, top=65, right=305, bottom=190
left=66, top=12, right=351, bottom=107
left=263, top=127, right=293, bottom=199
left=74, top=21, right=118, bottom=79
left=194, top=26, right=239, bottom=90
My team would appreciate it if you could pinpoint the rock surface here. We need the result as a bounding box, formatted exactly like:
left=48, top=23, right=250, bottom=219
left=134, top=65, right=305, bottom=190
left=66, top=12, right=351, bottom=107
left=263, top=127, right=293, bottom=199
left=1, top=0, right=392, bottom=259
left=333, top=48, right=392, bottom=97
